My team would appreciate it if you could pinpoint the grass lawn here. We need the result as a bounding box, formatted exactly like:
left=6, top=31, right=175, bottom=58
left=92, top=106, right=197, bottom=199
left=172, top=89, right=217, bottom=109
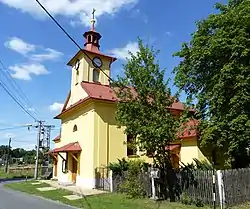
left=0, top=167, right=33, bottom=179
left=4, top=181, right=250, bottom=209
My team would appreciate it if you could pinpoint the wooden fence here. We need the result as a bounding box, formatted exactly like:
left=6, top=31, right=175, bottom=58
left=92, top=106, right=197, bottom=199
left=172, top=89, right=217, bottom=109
left=111, top=168, right=250, bottom=207
left=178, top=170, right=220, bottom=206
left=222, top=168, right=250, bottom=207
left=112, top=169, right=218, bottom=204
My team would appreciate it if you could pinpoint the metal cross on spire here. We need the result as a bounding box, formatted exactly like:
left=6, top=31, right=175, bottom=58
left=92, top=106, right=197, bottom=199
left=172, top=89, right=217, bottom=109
left=91, top=8, right=96, bottom=31
left=92, top=8, right=96, bottom=20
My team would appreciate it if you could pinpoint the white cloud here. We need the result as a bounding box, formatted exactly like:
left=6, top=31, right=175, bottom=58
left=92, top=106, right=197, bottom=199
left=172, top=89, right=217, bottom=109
left=31, top=48, right=63, bottom=62
left=49, top=102, right=64, bottom=112
left=0, top=0, right=139, bottom=27
left=109, top=42, right=139, bottom=60
left=5, top=37, right=63, bottom=62
left=4, top=37, right=36, bottom=56
left=9, top=63, right=50, bottom=81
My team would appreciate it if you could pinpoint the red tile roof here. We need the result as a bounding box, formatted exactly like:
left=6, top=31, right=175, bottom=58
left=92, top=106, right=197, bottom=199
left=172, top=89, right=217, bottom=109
left=165, top=144, right=181, bottom=151
left=52, top=135, right=61, bottom=142
left=49, top=142, right=81, bottom=153
left=55, top=82, right=195, bottom=119
left=81, top=82, right=117, bottom=102
left=179, top=119, right=199, bottom=139
left=81, top=82, right=194, bottom=111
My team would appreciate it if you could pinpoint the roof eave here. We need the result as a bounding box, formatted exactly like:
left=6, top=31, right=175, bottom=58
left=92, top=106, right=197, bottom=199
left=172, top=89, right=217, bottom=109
left=67, top=49, right=117, bottom=66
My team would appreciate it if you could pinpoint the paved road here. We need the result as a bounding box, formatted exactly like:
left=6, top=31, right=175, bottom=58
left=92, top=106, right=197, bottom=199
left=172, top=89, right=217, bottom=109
left=0, top=181, right=77, bottom=209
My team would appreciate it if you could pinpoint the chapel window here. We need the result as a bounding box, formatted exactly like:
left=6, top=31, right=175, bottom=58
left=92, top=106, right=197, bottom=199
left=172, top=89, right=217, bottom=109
left=73, top=125, right=78, bottom=132
left=127, top=135, right=137, bottom=156
left=93, top=69, right=100, bottom=82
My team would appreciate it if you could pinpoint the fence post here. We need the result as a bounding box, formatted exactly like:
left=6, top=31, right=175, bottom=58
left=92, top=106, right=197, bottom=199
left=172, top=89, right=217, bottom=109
left=217, top=170, right=225, bottom=209
left=109, top=170, right=113, bottom=192
left=150, top=176, right=156, bottom=200
left=149, top=168, right=159, bottom=200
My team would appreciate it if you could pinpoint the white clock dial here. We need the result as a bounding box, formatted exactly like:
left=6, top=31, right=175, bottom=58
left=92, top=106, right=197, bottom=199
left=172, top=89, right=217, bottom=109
left=92, top=57, right=102, bottom=68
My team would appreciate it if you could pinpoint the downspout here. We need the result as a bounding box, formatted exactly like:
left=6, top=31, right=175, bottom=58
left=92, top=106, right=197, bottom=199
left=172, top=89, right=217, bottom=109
left=106, top=123, right=109, bottom=167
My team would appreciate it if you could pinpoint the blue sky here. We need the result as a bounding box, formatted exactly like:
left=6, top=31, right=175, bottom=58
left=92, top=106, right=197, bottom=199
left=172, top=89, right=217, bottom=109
left=0, top=0, right=227, bottom=149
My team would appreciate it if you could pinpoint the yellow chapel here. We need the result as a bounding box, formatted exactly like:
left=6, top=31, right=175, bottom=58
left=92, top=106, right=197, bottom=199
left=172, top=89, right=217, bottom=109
left=49, top=16, right=207, bottom=189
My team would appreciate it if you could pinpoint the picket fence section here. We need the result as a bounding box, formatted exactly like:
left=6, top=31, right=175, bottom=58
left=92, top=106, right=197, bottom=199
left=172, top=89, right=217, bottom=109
left=109, top=167, right=250, bottom=208
left=222, top=168, right=250, bottom=207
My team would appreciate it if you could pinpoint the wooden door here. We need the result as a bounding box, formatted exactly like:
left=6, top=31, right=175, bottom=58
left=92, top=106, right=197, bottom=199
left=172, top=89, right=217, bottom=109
left=72, top=156, right=77, bottom=183
left=54, top=161, right=58, bottom=177
left=172, top=153, right=180, bottom=169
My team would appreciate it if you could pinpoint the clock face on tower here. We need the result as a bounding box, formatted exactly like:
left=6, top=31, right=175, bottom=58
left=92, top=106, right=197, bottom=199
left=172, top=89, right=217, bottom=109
left=92, top=57, right=102, bottom=68
left=75, top=59, right=80, bottom=70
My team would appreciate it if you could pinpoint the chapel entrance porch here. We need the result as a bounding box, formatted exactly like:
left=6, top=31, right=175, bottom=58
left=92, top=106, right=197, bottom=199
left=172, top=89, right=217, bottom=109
left=69, top=153, right=78, bottom=183
left=48, top=142, right=81, bottom=184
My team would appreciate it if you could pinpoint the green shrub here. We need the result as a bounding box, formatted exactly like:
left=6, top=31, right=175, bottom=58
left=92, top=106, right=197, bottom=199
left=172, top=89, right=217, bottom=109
left=194, top=198, right=204, bottom=207
left=108, top=158, right=129, bottom=175
left=180, top=193, right=193, bottom=205
left=109, top=158, right=149, bottom=198
left=108, top=158, right=149, bottom=175
left=118, top=173, right=147, bottom=198
left=180, top=158, right=213, bottom=171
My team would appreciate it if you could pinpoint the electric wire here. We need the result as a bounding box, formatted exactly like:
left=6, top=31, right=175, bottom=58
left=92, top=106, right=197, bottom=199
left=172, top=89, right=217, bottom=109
left=0, top=79, right=37, bottom=121
left=0, top=125, right=32, bottom=131
left=12, top=139, right=35, bottom=143
left=0, top=60, right=41, bottom=119
left=35, top=0, right=118, bottom=85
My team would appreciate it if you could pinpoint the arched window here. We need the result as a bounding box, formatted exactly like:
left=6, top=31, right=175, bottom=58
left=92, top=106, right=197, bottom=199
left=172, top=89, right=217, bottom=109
left=75, top=70, right=79, bottom=85
left=87, top=35, right=91, bottom=43
left=73, top=125, right=78, bottom=132
left=93, top=69, right=100, bottom=82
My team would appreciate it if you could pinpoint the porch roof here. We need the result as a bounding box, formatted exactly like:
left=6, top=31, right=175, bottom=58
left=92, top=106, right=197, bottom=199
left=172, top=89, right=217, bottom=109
left=165, top=144, right=180, bottom=151
left=49, top=142, right=82, bottom=153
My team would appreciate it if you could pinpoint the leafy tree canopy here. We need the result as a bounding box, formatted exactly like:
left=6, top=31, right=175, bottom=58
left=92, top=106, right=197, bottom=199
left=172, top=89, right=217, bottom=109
left=173, top=0, right=250, bottom=168
left=114, top=39, right=186, bottom=168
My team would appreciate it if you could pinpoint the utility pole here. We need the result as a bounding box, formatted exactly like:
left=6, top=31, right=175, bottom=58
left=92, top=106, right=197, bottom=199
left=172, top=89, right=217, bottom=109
left=5, top=137, right=11, bottom=173
left=34, top=121, right=54, bottom=179
left=34, top=120, right=43, bottom=179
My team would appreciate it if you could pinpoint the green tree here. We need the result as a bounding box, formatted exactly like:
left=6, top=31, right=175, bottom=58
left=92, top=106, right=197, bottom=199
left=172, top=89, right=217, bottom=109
left=114, top=39, right=186, bottom=199
left=173, top=0, right=250, bottom=168
left=0, top=145, right=8, bottom=157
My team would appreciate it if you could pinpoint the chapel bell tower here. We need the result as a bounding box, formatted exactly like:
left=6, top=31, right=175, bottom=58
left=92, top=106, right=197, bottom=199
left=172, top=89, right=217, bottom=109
left=66, top=8, right=116, bottom=92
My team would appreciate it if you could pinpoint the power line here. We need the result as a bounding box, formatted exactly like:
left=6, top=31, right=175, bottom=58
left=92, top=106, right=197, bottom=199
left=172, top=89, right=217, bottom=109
left=0, top=126, right=30, bottom=131
left=0, top=60, right=40, bottom=119
left=0, top=79, right=37, bottom=121
left=35, top=0, right=115, bottom=84
left=12, top=139, right=35, bottom=143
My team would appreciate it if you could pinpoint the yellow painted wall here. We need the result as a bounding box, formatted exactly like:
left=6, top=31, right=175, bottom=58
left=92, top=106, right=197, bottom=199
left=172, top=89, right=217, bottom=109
left=58, top=102, right=96, bottom=187
left=84, top=52, right=111, bottom=86
left=93, top=101, right=127, bottom=168
left=180, top=138, right=198, bottom=165
left=70, top=52, right=111, bottom=87
left=67, top=52, right=112, bottom=108
left=67, top=85, right=88, bottom=108
left=180, top=137, right=209, bottom=165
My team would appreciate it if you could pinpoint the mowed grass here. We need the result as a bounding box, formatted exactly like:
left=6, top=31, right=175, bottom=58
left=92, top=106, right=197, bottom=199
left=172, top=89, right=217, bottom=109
left=4, top=181, right=249, bottom=209
left=0, top=167, right=34, bottom=179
